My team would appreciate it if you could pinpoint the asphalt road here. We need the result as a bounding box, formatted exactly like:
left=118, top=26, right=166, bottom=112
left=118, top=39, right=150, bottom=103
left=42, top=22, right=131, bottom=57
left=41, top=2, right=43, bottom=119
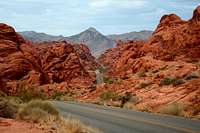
left=53, top=101, right=200, bottom=133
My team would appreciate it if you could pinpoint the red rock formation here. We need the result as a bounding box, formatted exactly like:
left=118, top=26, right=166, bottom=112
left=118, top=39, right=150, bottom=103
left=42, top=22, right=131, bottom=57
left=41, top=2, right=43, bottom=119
left=99, top=40, right=145, bottom=77
left=142, top=6, right=200, bottom=61
left=35, top=41, right=100, bottom=71
left=87, top=6, right=200, bottom=116
left=73, top=44, right=100, bottom=71
left=0, top=24, right=98, bottom=94
left=0, top=23, right=46, bottom=86
left=100, top=6, right=200, bottom=77
left=38, top=41, right=93, bottom=84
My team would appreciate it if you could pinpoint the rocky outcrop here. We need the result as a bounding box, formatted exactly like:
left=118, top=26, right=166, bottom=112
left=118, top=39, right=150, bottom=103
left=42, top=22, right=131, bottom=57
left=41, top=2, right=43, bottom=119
left=36, top=41, right=94, bottom=84
left=73, top=44, right=100, bottom=71
left=99, top=40, right=145, bottom=77
left=0, top=24, right=98, bottom=94
left=142, top=6, right=200, bottom=61
left=35, top=41, right=99, bottom=72
left=100, top=6, right=200, bottom=76
left=0, top=23, right=46, bottom=86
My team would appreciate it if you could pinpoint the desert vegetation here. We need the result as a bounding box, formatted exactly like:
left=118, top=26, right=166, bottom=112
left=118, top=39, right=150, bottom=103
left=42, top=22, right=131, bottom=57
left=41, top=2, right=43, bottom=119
left=160, top=77, right=185, bottom=86
left=100, top=91, right=121, bottom=101
left=0, top=97, right=100, bottom=133
left=159, top=102, right=185, bottom=116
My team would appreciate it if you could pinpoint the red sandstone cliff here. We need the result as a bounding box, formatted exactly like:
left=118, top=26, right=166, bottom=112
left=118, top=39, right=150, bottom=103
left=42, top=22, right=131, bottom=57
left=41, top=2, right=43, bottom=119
left=0, top=24, right=98, bottom=94
left=142, top=6, right=200, bottom=61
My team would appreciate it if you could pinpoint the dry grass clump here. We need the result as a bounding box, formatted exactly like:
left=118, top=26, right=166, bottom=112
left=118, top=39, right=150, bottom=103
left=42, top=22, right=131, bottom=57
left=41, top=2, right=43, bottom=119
left=123, top=102, right=136, bottom=110
left=15, top=83, right=47, bottom=102
left=58, top=117, right=101, bottom=133
left=17, top=100, right=101, bottom=132
left=100, top=91, right=121, bottom=101
left=159, top=102, right=185, bottom=116
left=0, top=97, right=19, bottom=118
left=18, top=100, right=59, bottom=123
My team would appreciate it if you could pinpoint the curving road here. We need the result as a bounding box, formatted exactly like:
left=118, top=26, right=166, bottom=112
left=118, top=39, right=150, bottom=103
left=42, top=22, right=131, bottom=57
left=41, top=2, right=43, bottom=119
left=53, top=101, right=200, bottom=133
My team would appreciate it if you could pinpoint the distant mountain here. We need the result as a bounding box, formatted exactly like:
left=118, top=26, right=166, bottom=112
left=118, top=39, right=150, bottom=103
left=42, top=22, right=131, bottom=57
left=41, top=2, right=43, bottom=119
left=19, top=29, right=152, bottom=57
left=107, top=30, right=153, bottom=41
left=19, top=31, right=64, bottom=42
left=65, top=27, right=115, bottom=57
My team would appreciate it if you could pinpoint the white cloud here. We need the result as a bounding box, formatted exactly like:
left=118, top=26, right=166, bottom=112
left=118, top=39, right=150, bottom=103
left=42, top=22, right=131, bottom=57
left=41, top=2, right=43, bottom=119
left=89, top=0, right=148, bottom=9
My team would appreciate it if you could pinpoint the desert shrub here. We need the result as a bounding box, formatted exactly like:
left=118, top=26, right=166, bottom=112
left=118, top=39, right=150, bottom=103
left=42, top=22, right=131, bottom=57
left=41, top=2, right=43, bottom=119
left=172, top=79, right=185, bottom=86
left=0, top=97, right=19, bottom=118
left=18, top=100, right=59, bottom=123
left=100, top=91, right=120, bottom=101
left=136, top=71, right=146, bottom=77
left=192, top=103, right=200, bottom=116
left=6, top=96, right=23, bottom=105
left=160, top=77, right=184, bottom=86
left=60, top=96, right=75, bottom=101
left=160, top=77, right=175, bottom=85
left=103, top=77, right=123, bottom=84
left=103, top=77, right=114, bottom=84
left=58, top=118, right=101, bottom=133
left=120, top=92, right=132, bottom=108
left=0, top=91, right=7, bottom=97
left=159, top=102, right=185, bottom=116
left=122, top=92, right=132, bottom=102
left=51, top=91, right=64, bottom=100
left=15, top=83, right=47, bottom=102
left=123, top=102, right=136, bottom=109
left=185, top=72, right=199, bottom=80
left=140, top=107, right=151, bottom=112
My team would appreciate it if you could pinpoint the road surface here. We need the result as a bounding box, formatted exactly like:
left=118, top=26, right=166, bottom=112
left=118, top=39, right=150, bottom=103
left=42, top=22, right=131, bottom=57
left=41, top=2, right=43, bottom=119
left=53, top=101, right=200, bottom=133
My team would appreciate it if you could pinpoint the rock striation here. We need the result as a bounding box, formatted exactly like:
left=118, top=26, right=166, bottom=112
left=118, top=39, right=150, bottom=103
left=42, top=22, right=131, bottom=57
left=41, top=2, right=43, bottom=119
left=0, top=24, right=98, bottom=94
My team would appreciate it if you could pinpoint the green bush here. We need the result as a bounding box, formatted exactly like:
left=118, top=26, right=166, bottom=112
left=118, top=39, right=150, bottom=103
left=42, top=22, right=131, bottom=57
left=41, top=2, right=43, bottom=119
left=160, top=77, right=184, bottom=86
left=18, top=100, right=59, bottom=123
left=0, top=97, right=19, bottom=118
left=100, top=91, right=120, bottom=101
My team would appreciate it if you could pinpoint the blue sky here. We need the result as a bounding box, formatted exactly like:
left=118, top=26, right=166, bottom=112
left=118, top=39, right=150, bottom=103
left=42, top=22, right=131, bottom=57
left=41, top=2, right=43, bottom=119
left=0, top=0, right=199, bottom=36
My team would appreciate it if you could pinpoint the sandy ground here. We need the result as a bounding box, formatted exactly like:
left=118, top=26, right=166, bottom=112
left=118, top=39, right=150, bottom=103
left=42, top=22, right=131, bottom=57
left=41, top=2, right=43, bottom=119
left=0, top=118, right=53, bottom=133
